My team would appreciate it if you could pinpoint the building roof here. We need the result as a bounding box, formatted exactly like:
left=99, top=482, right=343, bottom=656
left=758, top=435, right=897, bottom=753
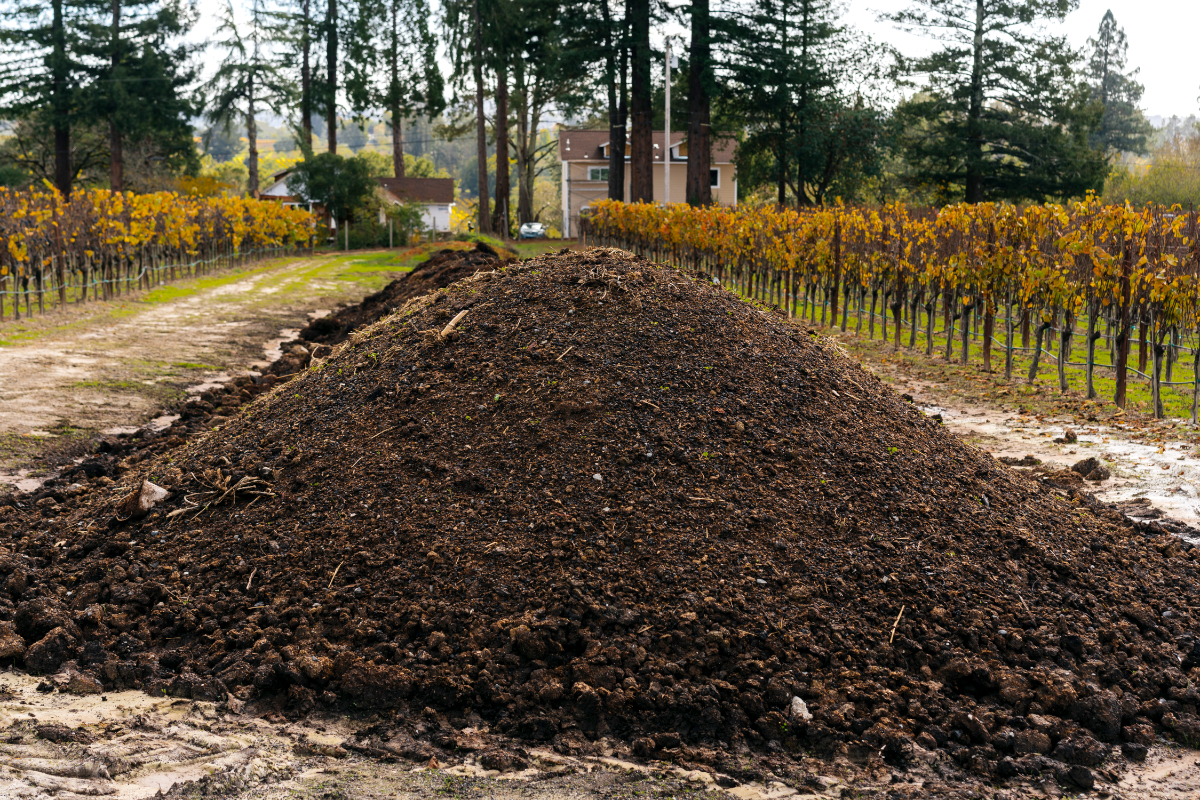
left=377, top=177, right=454, bottom=204
left=558, top=129, right=736, bottom=163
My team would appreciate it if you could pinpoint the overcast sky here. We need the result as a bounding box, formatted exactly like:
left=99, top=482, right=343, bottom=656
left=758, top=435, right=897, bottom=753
left=844, top=0, right=1200, bottom=120
left=190, top=0, right=1199, bottom=121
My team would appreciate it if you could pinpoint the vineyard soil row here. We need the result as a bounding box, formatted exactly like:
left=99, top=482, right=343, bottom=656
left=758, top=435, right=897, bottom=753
left=0, top=249, right=414, bottom=483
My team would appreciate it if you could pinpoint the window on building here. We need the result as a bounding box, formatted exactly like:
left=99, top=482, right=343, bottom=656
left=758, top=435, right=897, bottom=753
left=587, top=167, right=609, bottom=182
left=710, top=168, right=720, bottom=188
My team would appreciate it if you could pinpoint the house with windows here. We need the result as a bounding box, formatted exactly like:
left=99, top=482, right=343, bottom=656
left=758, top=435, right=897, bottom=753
left=260, top=171, right=454, bottom=233
left=558, top=129, right=737, bottom=238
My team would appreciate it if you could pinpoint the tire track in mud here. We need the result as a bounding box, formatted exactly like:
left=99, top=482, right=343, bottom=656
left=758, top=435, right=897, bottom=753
left=0, top=255, right=385, bottom=483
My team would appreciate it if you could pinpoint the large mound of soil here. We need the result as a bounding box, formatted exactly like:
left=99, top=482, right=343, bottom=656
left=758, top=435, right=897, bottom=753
left=5, top=248, right=1200, bottom=786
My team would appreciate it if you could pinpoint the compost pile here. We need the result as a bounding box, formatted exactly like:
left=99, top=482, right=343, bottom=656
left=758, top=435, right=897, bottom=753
left=299, top=241, right=509, bottom=346
left=4, top=248, right=1200, bottom=787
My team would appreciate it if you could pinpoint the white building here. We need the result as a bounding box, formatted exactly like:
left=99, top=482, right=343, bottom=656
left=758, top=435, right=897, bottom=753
left=259, top=171, right=455, bottom=233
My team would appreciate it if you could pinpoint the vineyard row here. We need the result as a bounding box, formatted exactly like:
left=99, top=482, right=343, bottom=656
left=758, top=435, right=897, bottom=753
left=0, top=188, right=315, bottom=321
left=580, top=199, right=1200, bottom=421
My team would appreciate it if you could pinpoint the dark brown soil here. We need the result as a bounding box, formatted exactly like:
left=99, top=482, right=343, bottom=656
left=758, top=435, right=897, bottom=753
left=300, top=242, right=509, bottom=346
left=4, top=248, right=1200, bottom=793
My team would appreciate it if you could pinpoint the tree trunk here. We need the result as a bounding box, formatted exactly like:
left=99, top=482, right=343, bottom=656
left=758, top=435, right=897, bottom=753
left=1085, top=303, right=1099, bottom=399
left=964, top=0, right=985, bottom=203
left=601, top=0, right=623, bottom=201
left=246, top=75, right=259, bottom=196
left=301, top=0, right=312, bottom=149
left=1004, top=294, right=1014, bottom=381
left=388, top=3, right=404, bottom=179
left=391, top=111, right=404, bottom=178
left=109, top=0, right=123, bottom=192
left=513, top=56, right=537, bottom=226
left=1151, top=312, right=1165, bottom=419
left=472, top=0, right=491, bottom=233
left=926, top=297, right=935, bottom=356
left=1058, top=311, right=1072, bottom=393
left=493, top=62, right=510, bottom=236
left=51, top=0, right=71, bottom=195
left=959, top=299, right=972, bottom=364
left=685, top=0, right=711, bottom=206
left=1137, top=308, right=1148, bottom=375
left=868, top=288, right=877, bottom=339
left=1114, top=239, right=1131, bottom=408
left=628, top=0, right=652, bottom=202
left=982, top=305, right=994, bottom=371
left=326, top=0, right=337, bottom=153
left=1028, top=320, right=1050, bottom=383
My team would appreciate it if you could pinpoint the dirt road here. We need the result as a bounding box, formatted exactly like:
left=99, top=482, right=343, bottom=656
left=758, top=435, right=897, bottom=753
left=0, top=251, right=412, bottom=488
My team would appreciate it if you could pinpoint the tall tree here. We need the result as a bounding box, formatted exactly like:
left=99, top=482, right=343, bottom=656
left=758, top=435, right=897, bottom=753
left=472, top=0, right=491, bottom=232
left=1086, top=10, right=1151, bottom=155
left=76, top=0, right=196, bottom=192
left=628, top=0, right=652, bottom=202
left=506, top=0, right=587, bottom=224
left=684, top=0, right=711, bottom=206
left=343, top=0, right=443, bottom=179
left=727, top=0, right=886, bottom=205
left=324, top=0, right=337, bottom=153
left=201, top=0, right=294, bottom=196
left=267, top=0, right=317, bottom=150
left=440, top=0, right=492, bottom=231
left=480, top=0, right=509, bottom=232
left=887, top=0, right=1106, bottom=202
left=0, top=0, right=85, bottom=194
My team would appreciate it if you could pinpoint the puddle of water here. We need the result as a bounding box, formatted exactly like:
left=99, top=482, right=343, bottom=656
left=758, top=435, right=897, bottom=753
left=924, top=403, right=1200, bottom=529
left=102, top=413, right=180, bottom=436
left=253, top=327, right=301, bottom=369
left=0, top=470, right=44, bottom=493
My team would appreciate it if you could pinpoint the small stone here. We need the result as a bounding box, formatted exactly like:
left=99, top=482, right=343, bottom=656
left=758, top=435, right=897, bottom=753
left=790, top=696, right=813, bottom=723
left=592, top=473, right=602, bottom=481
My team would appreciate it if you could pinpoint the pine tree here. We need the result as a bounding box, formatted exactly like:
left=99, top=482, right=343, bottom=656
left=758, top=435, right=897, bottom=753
left=1086, top=10, right=1152, bottom=155
left=684, top=0, right=712, bottom=206
left=202, top=0, right=294, bottom=196
left=342, top=0, right=444, bottom=180
left=75, top=0, right=196, bottom=192
left=0, top=0, right=89, bottom=193
left=726, top=0, right=884, bottom=205
left=628, top=0, right=652, bottom=202
left=266, top=0, right=318, bottom=151
left=887, top=0, right=1106, bottom=202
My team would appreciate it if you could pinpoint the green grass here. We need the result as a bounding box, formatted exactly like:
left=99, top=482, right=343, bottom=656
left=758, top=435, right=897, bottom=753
left=171, top=361, right=217, bottom=370
left=824, top=310, right=1200, bottom=423
left=71, top=379, right=145, bottom=391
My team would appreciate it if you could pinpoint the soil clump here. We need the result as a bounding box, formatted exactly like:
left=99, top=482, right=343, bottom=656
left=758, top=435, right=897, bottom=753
left=3, top=248, right=1200, bottom=791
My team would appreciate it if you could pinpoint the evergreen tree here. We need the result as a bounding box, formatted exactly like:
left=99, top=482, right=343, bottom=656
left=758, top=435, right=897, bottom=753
left=628, top=0, right=652, bottom=202
left=342, top=0, right=443, bottom=180
left=727, top=0, right=887, bottom=205
left=1086, top=10, right=1152, bottom=155
left=887, top=0, right=1106, bottom=202
left=75, top=0, right=196, bottom=192
left=266, top=0, right=318, bottom=151
left=201, top=0, right=294, bottom=196
left=685, top=0, right=712, bottom=206
left=0, top=0, right=89, bottom=194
